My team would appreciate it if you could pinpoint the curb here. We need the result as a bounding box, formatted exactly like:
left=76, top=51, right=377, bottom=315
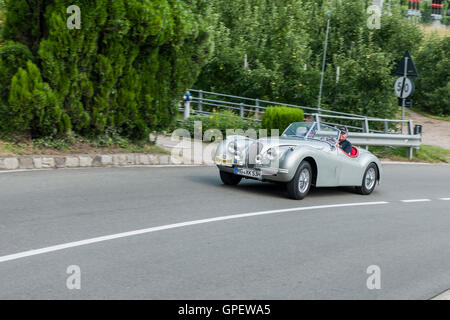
left=0, top=153, right=189, bottom=171
left=1, top=154, right=447, bottom=171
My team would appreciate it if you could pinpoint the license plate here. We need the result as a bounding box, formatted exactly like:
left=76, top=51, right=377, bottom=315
left=236, top=167, right=261, bottom=178
left=215, top=156, right=232, bottom=165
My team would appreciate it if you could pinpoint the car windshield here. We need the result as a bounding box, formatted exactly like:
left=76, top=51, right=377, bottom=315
left=282, top=122, right=340, bottom=145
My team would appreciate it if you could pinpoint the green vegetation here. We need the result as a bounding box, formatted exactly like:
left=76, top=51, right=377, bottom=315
left=414, top=36, right=450, bottom=117
left=261, top=106, right=304, bottom=134
left=178, top=110, right=261, bottom=139
left=194, top=0, right=422, bottom=120
left=0, top=0, right=212, bottom=139
left=410, top=108, right=450, bottom=121
left=0, top=131, right=169, bottom=156
left=370, top=145, right=450, bottom=163
left=0, top=0, right=448, bottom=158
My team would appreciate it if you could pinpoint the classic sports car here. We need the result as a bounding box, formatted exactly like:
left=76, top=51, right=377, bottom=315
left=215, top=122, right=382, bottom=199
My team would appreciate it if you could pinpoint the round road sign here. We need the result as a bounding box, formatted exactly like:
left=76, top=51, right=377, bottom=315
left=394, top=77, right=415, bottom=98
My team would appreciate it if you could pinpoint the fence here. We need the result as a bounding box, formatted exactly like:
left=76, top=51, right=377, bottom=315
left=180, top=89, right=422, bottom=159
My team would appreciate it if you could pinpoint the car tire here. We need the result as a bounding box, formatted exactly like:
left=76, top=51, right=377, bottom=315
left=286, top=161, right=312, bottom=200
left=355, top=163, right=378, bottom=195
left=219, top=170, right=242, bottom=185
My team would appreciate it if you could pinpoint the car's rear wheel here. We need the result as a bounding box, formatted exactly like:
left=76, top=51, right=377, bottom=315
left=219, top=170, right=242, bottom=185
left=355, top=163, right=378, bottom=195
left=286, top=161, right=312, bottom=200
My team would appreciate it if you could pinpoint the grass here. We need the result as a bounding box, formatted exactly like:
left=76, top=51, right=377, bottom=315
left=0, top=132, right=170, bottom=157
left=410, top=108, right=450, bottom=121
left=420, top=24, right=450, bottom=38
left=370, top=145, right=450, bottom=163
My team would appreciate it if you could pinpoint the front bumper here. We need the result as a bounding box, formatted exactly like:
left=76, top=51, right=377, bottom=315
left=217, top=165, right=290, bottom=182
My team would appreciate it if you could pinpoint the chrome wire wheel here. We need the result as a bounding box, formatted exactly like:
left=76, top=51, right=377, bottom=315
left=287, top=161, right=312, bottom=200
left=365, top=167, right=376, bottom=190
left=298, top=168, right=310, bottom=193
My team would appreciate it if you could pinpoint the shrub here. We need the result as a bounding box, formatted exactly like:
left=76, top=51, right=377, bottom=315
left=0, top=0, right=212, bottom=139
left=414, top=36, right=450, bottom=116
left=179, top=110, right=260, bottom=139
left=6, top=61, right=65, bottom=137
left=261, top=106, right=304, bottom=134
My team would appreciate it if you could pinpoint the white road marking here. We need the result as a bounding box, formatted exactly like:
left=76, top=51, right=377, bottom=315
left=431, top=289, right=450, bottom=300
left=0, top=201, right=388, bottom=264
left=381, top=161, right=450, bottom=166
left=439, top=198, right=450, bottom=201
left=401, top=199, right=431, bottom=203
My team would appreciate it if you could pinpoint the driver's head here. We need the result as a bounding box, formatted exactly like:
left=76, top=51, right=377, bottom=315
left=338, top=126, right=348, bottom=141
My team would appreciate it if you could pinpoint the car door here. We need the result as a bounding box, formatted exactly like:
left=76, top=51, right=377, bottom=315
left=314, top=144, right=340, bottom=186
left=336, top=147, right=363, bottom=186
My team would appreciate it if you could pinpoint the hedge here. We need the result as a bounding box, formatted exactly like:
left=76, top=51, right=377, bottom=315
left=261, top=106, right=304, bottom=134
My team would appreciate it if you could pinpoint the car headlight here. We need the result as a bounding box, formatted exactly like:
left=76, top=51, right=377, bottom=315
left=227, top=141, right=237, bottom=154
left=264, top=148, right=280, bottom=161
left=227, top=141, right=243, bottom=156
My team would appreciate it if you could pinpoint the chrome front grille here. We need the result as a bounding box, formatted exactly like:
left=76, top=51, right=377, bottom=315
left=246, top=142, right=263, bottom=167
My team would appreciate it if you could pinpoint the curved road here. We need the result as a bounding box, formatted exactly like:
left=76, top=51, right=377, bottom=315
left=0, top=164, right=449, bottom=299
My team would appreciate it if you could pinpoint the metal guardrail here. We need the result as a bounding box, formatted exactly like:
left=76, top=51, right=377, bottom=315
left=348, top=132, right=422, bottom=159
left=180, top=89, right=422, bottom=159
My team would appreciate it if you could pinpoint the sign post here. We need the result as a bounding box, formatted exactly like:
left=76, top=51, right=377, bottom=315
left=394, top=51, right=418, bottom=133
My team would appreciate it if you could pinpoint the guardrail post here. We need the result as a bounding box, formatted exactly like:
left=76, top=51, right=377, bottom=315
left=240, top=103, right=244, bottom=118
left=384, top=120, right=388, bottom=133
left=198, top=90, right=203, bottom=112
left=408, top=147, right=413, bottom=160
left=364, top=118, right=369, bottom=150
left=255, top=99, right=259, bottom=119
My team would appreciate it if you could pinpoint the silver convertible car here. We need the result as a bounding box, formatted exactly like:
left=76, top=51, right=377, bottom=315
left=215, top=122, right=382, bottom=199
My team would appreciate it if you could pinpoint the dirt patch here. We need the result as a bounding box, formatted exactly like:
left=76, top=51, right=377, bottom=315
left=405, top=110, right=450, bottom=150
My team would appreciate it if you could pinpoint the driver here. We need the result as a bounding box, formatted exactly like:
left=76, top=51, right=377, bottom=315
left=338, top=126, right=352, bottom=155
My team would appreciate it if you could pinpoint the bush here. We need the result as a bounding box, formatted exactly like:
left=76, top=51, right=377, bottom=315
left=0, top=0, right=212, bottom=139
left=414, top=36, right=450, bottom=116
left=6, top=61, right=64, bottom=137
left=179, top=110, right=260, bottom=139
left=261, top=106, right=304, bottom=134
left=0, top=41, right=34, bottom=105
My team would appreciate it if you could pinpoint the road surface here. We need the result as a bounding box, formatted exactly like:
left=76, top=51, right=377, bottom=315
left=0, top=164, right=449, bottom=299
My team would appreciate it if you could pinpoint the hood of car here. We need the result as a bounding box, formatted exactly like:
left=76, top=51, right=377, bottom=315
left=256, top=136, right=330, bottom=151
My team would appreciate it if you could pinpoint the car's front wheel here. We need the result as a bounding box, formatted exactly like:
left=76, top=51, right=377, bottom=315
left=355, top=163, right=378, bottom=195
left=286, top=161, right=312, bottom=200
left=219, top=170, right=242, bottom=185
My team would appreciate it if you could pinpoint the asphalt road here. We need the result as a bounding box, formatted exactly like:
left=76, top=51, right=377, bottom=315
left=0, top=164, right=449, bottom=299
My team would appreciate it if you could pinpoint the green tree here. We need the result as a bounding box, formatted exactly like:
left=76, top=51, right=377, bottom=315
left=195, top=0, right=422, bottom=119
left=1, top=0, right=212, bottom=138
left=414, top=36, right=450, bottom=116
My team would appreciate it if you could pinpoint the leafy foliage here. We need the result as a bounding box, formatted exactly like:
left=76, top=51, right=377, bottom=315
left=0, top=0, right=212, bottom=138
left=179, top=110, right=260, bottom=138
left=194, top=0, right=422, bottom=119
left=261, top=106, right=304, bottom=134
left=414, top=36, right=450, bottom=116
